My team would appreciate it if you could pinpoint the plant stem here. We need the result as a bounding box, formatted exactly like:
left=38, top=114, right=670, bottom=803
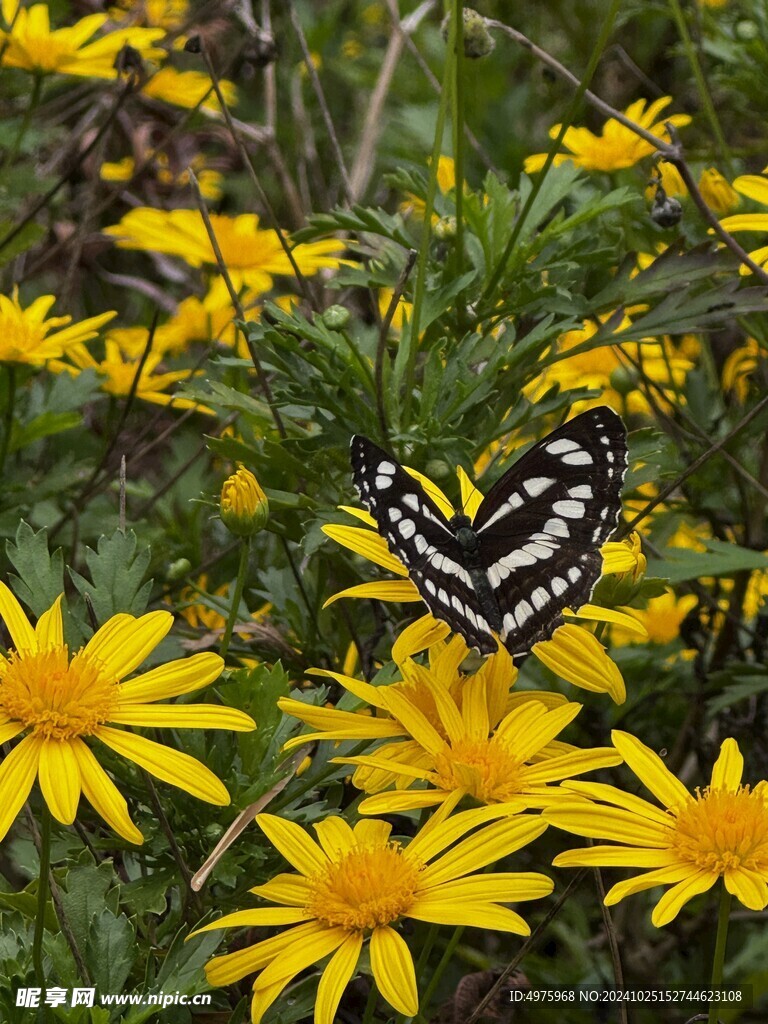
left=0, top=363, right=17, bottom=476
left=417, top=924, right=464, bottom=1018
left=451, top=0, right=465, bottom=310
left=220, top=537, right=251, bottom=660
left=398, top=10, right=456, bottom=424
left=33, top=805, right=52, bottom=990
left=667, top=0, right=731, bottom=175
left=708, top=883, right=732, bottom=1024
left=362, top=977, right=379, bottom=1024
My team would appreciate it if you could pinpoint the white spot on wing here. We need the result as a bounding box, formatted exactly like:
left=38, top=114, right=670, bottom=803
left=561, top=450, right=593, bottom=466
left=515, top=599, right=533, bottom=625
left=478, top=494, right=524, bottom=531
left=568, top=567, right=581, bottom=583
left=388, top=507, right=402, bottom=523
left=543, top=517, right=570, bottom=538
left=531, top=586, right=550, bottom=610
left=553, top=499, right=585, bottom=519
left=500, top=549, right=537, bottom=569
left=415, top=535, right=429, bottom=554
left=425, top=579, right=436, bottom=595
left=551, top=576, right=567, bottom=596
left=545, top=438, right=580, bottom=455
left=568, top=484, right=593, bottom=500
left=402, top=493, right=419, bottom=511
left=378, top=461, right=396, bottom=475
left=523, top=542, right=553, bottom=560
left=524, top=476, right=555, bottom=497
left=398, top=519, right=416, bottom=539
left=375, top=475, right=392, bottom=489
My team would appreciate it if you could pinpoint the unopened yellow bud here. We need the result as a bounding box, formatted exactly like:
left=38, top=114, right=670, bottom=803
left=220, top=466, right=269, bottom=537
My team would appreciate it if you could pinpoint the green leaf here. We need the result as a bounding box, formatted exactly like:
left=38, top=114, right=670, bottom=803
left=5, top=521, right=65, bottom=617
left=10, top=411, right=82, bottom=452
left=707, top=675, right=768, bottom=715
left=68, top=529, right=152, bottom=622
left=85, top=909, right=136, bottom=994
left=646, top=539, right=768, bottom=583
left=123, top=929, right=221, bottom=1023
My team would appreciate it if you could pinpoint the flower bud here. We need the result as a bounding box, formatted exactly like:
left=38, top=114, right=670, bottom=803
left=442, top=8, right=495, bottom=59
left=321, top=305, right=351, bottom=330
left=166, top=557, right=192, bottom=581
left=220, top=466, right=269, bottom=537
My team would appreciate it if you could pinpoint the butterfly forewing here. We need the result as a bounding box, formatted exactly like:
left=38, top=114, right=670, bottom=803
left=350, top=436, right=498, bottom=653
left=349, top=407, right=627, bottom=657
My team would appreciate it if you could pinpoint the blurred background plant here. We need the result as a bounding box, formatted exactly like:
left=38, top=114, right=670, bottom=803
left=0, top=0, right=767, bottom=1021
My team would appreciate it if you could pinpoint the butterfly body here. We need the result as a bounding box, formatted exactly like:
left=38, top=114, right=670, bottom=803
left=350, top=407, right=627, bottom=657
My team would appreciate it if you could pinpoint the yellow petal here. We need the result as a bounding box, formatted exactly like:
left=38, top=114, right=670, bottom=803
left=204, top=921, right=323, bottom=984
left=108, top=704, right=255, bottom=731
left=323, top=580, right=421, bottom=608
left=558, top=780, right=674, bottom=827
left=358, top=790, right=445, bottom=814
left=710, top=737, right=743, bottom=792
left=337, top=504, right=376, bottom=527
left=533, top=624, right=626, bottom=703
left=70, top=738, right=143, bottom=844
left=567, top=603, right=649, bottom=638
left=724, top=866, right=768, bottom=911
left=256, top=813, right=329, bottom=876
left=193, top=908, right=307, bottom=933
left=117, top=652, right=224, bottom=703
left=408, top=900, right=531, bottom=934
left=35, top=594, right=64, bottom=649
left=417, top=872, right=553, bottom=904
left=95, top=726, right=230, bottom=804
left=313, top=816, right=356, bottom=859
left=600, top=543, right=640, bottom=574
left=733, top=175, right=768, bottom=206
left=392, top=614, right=451, bottom=663
left=370, top=926, right=418, bottom=1016
left=420, top=817, right=547, bottom=887
left=402, top=467, right=454, bottom=520
left=456, top=465, right=483, bottom=521
left=611, top=731, right=692, bottom=811
left=85, top=611, right=173, bottom=680
left=253, top=926, right=347, bottom=989
left=316, top=932, right=364, bottom=1024
left=38, top=740, right=81, bottom=824
left=552, top=846, right=679, bottom=868
left=0, top=735, right=40, bottom=841
left=322, top=524, right=407, bottom=575
left=544, top=803, right=670, bottom=846
left=249, top=873, right=312, bottom=905
left=651, top=869, right=718, bottom=926
left=0, top=580, right=36, bottom=652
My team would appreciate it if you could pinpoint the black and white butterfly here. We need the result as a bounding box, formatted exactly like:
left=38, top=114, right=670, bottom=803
left=350, top=407, right=627, bottom=656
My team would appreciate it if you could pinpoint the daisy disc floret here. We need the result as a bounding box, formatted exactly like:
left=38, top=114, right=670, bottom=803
left=194, top=800, right=553, bottom=1024
left=0, top=584, right=256, bottom=844
left=544, top=731, right=768, bottom=926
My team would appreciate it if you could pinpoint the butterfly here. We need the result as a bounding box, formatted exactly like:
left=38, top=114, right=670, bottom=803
left=350, top=407, right=627, bottom=656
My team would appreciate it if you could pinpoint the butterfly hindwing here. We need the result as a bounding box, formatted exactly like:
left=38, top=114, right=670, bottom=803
left=350, top=436, right=497, bottom=653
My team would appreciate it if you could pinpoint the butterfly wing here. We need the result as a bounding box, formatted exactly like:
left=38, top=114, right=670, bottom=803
left=471, top=407, right=627, bottom=655
left=350, top=436, right=497, bottom=654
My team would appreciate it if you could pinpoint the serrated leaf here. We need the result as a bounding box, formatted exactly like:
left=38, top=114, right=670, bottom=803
left=86, top=910, right=136, bottom=994
left=5, top=521, right=65, bottom=617
left=67, top=529, right=152, bottom=622
left=10, top=411, right=82, bottom=451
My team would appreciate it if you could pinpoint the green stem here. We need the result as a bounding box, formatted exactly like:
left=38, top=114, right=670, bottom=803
left=708, top=883, right=732, bottom=1024
left=451, top=0, right=465, bottom=313
left=362, top=977, right=378, bottom=1024
left=1, top=73, right=42, bottom=176
left=667, top=0, right=732, bottom=176
left=0, top=363, right=17, bottom=476
left=482, top=0, right=622, bottom=306
left=398, top=11, right=457, bottom=425
left=220, top=538, right=251, bottom=660
left=33, top=805, right=52, bottom=990
left=417, top=924, right=464, bottom=1018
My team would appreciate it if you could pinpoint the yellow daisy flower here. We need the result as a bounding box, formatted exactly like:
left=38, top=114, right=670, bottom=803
left=0, top=288, right=116, bottom=366
left=141, top=67, right=237, bottom=114
left=524, top=96, right=691, bottom=174
left=698, top=168, right=739, bottom=216
left=108, top=0, right=189, bottom=30
left=104, top=208, right=345, bottom=291
left=324, top=658, right=621, bottom=815
left=722, top=336, right=761, bottom=401
left=48, top=339, right=213, bottom=412
left=280, top=640, right=574, bottom=793
left=0, top=4, right=165, bottom=78
left=544, top=732, right=768, bottom=926
left=194, top=800, right=553, bottom=1023
left=716, top=174, right=768, bottom=274
left=0, top=585, right=256, bottom=844
left=609, top=589, right=698, bottom=646
left=100, top=152, right=223, bottom=201
left=323, top=461, right=631, bottom=699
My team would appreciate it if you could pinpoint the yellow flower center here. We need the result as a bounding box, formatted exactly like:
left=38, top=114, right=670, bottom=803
left=305, top=843, right=421, bottom=931
left=432, top=736, right=522, bottom=803
left=0, top=647, right=118, bottom=740
left=671, top=786, right=768, bottom=874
